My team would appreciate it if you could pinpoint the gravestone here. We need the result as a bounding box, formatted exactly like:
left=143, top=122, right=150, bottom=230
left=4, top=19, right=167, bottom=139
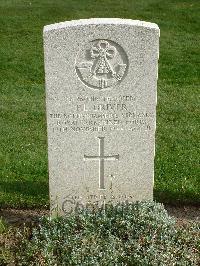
left=43, top=18, right=159, bottom=215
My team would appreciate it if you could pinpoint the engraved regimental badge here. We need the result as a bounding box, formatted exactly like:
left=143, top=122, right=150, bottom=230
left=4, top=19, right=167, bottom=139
left=76, top=39, right=128, bottom=90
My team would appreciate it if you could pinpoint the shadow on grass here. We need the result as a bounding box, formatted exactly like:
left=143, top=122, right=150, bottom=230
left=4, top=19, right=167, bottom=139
left=1, top=180, right=48, bottom=197
left=154, top=188, right=200, bottom=206
left=0, top=179, right=49, bottom=208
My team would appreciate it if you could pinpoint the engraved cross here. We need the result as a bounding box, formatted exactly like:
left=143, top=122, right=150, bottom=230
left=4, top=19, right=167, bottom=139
left=84, top=137, right=119, bottom=189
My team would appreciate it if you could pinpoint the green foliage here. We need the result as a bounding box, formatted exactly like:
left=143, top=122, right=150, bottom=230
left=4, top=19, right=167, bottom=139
left=11, top=202, right=199, bottom=265
left=0, top=221, right=16, bottom=265
left=0, top=217, right=9, bottom=234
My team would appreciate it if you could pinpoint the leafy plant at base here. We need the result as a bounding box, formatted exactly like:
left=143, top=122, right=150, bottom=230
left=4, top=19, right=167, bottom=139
left=11, top=201, right=200, bottom=265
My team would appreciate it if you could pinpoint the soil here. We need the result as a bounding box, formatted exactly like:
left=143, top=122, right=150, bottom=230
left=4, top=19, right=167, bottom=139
left=165, top=205, right=200, bottom=226
left=0, top=205, right=199, bottom=227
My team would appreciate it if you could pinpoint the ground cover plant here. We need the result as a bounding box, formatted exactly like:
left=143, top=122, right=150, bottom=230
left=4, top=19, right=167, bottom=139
left=0, top=0, right=199, bottom=208
left=1, top=201, right=199, bottom=265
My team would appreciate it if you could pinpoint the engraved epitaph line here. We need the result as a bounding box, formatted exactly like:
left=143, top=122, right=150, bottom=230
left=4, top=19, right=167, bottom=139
left=84, top=137, right=119, bottom=189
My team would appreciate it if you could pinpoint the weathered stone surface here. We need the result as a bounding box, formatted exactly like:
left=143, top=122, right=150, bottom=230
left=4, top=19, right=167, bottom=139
left=43, top=18, right=159, bottom=215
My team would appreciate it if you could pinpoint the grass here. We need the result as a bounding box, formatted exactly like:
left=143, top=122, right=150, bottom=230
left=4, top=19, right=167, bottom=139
left=0, top=0, right=199, bottom=208
left=0, top=217, right=9, bottom=234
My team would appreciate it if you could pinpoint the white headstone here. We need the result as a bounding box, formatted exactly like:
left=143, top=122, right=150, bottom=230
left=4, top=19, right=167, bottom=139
left=43, top=18, right=159, bottom=215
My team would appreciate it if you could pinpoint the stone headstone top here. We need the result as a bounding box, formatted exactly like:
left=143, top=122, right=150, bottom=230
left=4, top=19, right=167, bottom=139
left=43, top=18, right=159, bottom=215
left=44, top=18, right=159, bottom=31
